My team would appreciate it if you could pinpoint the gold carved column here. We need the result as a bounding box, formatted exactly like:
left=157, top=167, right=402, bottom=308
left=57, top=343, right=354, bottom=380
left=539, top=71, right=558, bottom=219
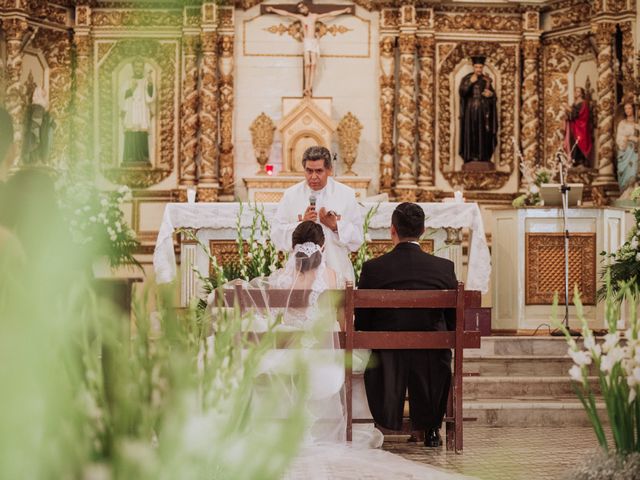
left=592, top=22, right=617, bottom=189
left=4, top=17, right=29, bottom=165
left=179, top=35, right=200, bottom=196
left=520, top=37, right=541, bottom=174
left=378, top=35, right=396, bottom=195
left=218, top=34, right=235, bottom=200
left=72, top=4, right=93, bottom=163
left=416, top=35, right=435, bottom=199
left=198, top=4, right=219, bottom=202
left=46, top=31, right=73, bottom=166
left=394, top=4, right=418, bottom=202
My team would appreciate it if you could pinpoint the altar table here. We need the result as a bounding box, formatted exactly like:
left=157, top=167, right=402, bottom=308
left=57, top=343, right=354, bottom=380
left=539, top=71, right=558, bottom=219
left=153, top=202, right=491, bottom=306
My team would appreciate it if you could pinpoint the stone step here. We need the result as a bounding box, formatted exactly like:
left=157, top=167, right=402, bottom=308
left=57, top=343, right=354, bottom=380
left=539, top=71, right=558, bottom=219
left=464, top=355, right=596, bottom=377
left=464, top=376, right=601, bottom=398
left=463, top=398, right=607, bottom=427
left=468, top=336, right=591, bottom=358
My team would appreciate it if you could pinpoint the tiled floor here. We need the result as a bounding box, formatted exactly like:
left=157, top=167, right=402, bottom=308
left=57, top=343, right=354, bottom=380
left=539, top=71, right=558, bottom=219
left=383, top=425, right=604, bottom=480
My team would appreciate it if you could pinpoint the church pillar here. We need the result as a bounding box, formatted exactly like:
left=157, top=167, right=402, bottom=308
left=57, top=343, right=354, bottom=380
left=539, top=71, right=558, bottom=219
left=592, top=21, right=617, bottom=191
left=46, top=31, right=73, bottom=167
left=72, top=4, right=93, bottom=164
left=520, top=37, right=541, bottom=176
left=416, top=35, right=435, bottom=199
left=179, top=34, right=200, bottom=197
left=378, top=35, right=396, bottom=195
left=198, top=3, right=219, bottom=202
left=218, top=33, right=235, bottom=200
left=4, top=16, right=29, bottom=166
left=394, top=4, right=418, bottom=202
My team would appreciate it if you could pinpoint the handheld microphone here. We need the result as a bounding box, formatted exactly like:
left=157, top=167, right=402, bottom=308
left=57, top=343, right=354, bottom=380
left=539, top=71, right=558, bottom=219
left=309, top=195, right=316, bottom=208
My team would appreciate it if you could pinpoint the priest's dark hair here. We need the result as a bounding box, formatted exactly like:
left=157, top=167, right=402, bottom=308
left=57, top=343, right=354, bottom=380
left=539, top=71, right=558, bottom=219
left=391, top=202, right=425, bottom=240
left=0, top=106, right=14, bottom=164
left=302, top=146, right=332, bottom=169
left=292, top=220, right=325, bottom=273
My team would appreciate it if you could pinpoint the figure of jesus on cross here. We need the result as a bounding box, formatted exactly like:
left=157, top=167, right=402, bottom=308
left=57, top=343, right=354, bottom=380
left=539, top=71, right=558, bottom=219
left=263, top=1, right=353, bottom=97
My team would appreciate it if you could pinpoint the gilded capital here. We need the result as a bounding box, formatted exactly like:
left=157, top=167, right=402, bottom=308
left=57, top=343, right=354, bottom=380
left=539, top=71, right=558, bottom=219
left=398, top=34, right=416, bottom=55
left=417, top=36, right=434, bottom=57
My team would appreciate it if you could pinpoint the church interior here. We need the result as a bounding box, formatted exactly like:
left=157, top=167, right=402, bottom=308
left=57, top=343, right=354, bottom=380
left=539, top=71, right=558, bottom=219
left=1, top=0, right=640, bottom=478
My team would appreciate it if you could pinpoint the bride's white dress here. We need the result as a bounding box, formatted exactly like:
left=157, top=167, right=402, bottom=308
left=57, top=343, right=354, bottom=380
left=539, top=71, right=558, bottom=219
left=220, top=247, right=473, bottom=480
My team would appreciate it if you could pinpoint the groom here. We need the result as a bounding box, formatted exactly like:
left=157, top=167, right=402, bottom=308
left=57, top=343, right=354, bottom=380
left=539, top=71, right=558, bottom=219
left=271, top=146, right=363, bottom=283
left=355, top=202, right=457, bottom=447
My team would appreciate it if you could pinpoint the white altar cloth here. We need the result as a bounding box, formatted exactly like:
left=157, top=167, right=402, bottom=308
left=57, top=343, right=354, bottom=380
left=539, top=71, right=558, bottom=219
left=153, top=202, right=491, bottom=293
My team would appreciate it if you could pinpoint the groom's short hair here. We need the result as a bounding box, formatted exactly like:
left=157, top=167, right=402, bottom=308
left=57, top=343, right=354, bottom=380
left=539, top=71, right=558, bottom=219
left=392, top=202, right=425, bottom=239
left=302, top=146, right=332, bottom=169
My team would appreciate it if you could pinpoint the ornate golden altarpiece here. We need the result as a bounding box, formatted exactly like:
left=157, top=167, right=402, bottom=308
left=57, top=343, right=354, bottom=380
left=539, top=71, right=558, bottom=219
left=1, top=0, right=637, bottom=248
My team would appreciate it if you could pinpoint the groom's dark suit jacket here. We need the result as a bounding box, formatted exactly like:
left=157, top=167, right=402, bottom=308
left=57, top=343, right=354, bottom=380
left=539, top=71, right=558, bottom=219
left=355, top=242, right=457, bottom=431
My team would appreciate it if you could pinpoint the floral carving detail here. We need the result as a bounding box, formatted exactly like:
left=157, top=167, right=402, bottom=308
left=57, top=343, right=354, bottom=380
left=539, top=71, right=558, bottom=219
left=337, top=112, right=363, bottom=176
left=92, top=10, right=182, bottom=27
left=250, top=113, right=276, bottom=175
left=550, top=2, right=592, bottom=29
left=434, top=13, right=521, bottom=32
left=199, top=31, right=219, bottom=187
left=417, top=36, right=435, bottom=189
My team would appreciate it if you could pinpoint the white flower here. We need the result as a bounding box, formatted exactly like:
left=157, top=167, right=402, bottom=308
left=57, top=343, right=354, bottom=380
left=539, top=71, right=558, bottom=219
left=631, top=236, right=639, bottom=250
left=629, top=388, right=637, bottom=404
left=600, top=347, right=624, bottom=373
left=569, top=365, right=583, bottom=382
left=636, top=252, right=640, bottom=262
left=100, top=198, right=108, bottom=207
left=89, top=216, right=97, bottom=223
left=269, top=264, right=277, bottom=273
left=583, top=336, right=602, bottom=357
left=529, top=184, right=540, bottom=194
left=602, top=333, right=620, bottom=354
left=568, top=348, right=591, bottom=366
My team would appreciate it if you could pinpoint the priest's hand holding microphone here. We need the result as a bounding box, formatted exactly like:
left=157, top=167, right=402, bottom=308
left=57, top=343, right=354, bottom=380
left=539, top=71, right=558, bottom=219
left=301, top=195, right=339, bottom=233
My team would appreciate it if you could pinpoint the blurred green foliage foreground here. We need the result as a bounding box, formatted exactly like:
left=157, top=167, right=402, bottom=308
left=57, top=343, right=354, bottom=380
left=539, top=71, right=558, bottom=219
left=0, top=179, right=308, bottom=480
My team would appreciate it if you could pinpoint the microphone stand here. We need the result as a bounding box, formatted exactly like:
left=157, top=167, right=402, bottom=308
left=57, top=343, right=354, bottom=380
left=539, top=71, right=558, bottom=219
left=551, top=144, right=581, bottom=337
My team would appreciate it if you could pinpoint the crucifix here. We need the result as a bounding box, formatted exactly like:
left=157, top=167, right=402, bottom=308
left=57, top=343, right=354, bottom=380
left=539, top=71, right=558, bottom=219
left=261, top=1, right=355, bottom=97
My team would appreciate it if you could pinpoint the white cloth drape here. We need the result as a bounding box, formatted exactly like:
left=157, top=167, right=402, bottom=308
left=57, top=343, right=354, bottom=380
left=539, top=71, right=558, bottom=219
left=153, top=201, right=491, bottom=293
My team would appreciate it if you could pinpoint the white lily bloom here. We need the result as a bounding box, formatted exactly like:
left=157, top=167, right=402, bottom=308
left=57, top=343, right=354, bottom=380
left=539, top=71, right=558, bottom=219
left=569, top=365, right=583, bottom=382
left=583, top=336, right=596, bottom=350
left=602, top=333, right=620, bottom=353
left=631, top=237, right=639, bottom=249
left=568, top=349, right=591, bottom=366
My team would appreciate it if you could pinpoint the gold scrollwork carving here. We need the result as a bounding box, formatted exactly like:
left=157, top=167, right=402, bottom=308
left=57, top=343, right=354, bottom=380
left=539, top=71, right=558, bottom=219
left=98, top=39, right=177, bottom=188
left=92, top=10, right=183, bottom=27
left=434, top=13, right=521, bottom=32
left=417, top=36, right=435, bottom=189
left=219, top=34, right=235, bottom=196
left=250, top=113, right=276, bottom=175
left=379, top=36, right=396, bottom=194
left=337, top=112, right=363, bottom=176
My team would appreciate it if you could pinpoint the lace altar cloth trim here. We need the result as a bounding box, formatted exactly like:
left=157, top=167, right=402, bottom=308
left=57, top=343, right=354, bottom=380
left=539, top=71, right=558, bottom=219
left=153, top=202, right=490, bottom=293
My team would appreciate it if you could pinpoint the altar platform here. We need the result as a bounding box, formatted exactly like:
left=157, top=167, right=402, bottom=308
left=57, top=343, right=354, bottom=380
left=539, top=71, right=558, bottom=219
left=153, top=202, right=491, bottom=307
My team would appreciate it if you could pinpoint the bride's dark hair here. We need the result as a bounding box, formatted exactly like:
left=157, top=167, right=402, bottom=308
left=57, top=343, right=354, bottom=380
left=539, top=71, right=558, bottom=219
left=292, top=221, right=325, bottom=273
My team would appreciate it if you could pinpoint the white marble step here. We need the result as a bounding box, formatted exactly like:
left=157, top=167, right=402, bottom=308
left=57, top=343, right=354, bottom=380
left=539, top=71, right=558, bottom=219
left=463, top=376, right=600, bottom=398
left=467, top=336, right=594, bottom=358
left=463, top=355, right=593, bottom=376
left=463, top=398, right=606, bottom=427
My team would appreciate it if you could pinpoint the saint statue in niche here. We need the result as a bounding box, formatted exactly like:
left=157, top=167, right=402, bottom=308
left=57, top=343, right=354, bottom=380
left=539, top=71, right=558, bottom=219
left=614, top=100, right=639, bottom=198
left=119, top=57, right=156, bottom=166
left=458, top=56, right=498, bottom=167
left=263, top=1, right=353, bottom=97
left=22, top=75, right=55, bottom=165
left=563, top=86, right=593, bottom=168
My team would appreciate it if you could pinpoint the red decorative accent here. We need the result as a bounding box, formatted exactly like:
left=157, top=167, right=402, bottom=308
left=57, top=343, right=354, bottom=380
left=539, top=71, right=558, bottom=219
left=266, top=164, right=274, bottom=175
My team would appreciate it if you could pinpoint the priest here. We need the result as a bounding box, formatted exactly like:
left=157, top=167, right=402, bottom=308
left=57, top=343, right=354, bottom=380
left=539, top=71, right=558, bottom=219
left=271, top=146, right=363, bottom=283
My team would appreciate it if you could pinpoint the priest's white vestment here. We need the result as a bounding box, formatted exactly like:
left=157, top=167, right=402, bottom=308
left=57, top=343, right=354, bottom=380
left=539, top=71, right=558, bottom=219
left=271, top=177, right=364, bottom=283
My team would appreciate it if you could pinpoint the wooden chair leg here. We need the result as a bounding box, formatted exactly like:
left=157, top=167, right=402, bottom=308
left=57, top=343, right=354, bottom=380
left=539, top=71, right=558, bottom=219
left=446, top=383, right=454, bottom=451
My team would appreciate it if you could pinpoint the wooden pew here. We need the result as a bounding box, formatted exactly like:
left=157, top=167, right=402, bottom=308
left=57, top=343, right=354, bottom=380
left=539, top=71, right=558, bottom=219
left=344, top=282, right=479, bottom=452
left=215, top=282, right=482, bottom=452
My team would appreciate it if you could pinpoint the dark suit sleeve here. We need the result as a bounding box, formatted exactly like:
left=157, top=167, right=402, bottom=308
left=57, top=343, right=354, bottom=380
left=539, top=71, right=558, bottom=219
left=355, top=261, right=373, bottom=331
left=444, top=262, right=458, bottom=331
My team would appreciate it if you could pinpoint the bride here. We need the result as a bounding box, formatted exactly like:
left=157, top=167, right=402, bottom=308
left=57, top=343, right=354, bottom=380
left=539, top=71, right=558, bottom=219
left=218, top=221, right=472, bottom=479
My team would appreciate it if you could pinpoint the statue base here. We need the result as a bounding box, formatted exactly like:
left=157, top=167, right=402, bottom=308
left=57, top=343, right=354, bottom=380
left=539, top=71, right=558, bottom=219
left=462, top=161, right=494, bottom=172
